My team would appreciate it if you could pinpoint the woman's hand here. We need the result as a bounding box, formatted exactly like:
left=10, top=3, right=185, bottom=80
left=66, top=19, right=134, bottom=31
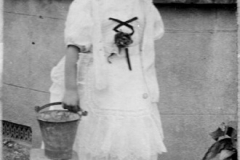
left=62, top=89, right=80, bottom=113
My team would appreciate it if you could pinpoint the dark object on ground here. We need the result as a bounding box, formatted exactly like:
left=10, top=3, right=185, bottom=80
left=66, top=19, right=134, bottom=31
left=202, top=138, right=236, bottom=160
left=202, top=121, right=237, bottom=160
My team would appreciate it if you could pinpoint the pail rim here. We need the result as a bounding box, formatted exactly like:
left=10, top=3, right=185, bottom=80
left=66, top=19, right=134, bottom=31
left=37, top=110, right=81, bottom=123
left=35, top=102, right=87, bottom=123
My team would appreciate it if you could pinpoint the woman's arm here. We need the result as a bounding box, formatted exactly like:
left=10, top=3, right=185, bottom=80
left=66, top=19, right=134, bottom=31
left=62, top=45, right=81, bottom=112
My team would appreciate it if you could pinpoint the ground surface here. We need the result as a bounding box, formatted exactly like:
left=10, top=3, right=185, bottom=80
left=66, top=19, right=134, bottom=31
left=3, top=138, right=30, bottom=160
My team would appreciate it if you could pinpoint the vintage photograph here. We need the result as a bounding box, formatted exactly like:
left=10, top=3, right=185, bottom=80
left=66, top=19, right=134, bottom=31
left=1, top=0, right=238, bottom=160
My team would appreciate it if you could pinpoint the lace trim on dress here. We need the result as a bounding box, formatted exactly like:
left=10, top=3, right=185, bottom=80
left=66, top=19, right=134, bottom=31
left=73, top=109, right=166, bottom=160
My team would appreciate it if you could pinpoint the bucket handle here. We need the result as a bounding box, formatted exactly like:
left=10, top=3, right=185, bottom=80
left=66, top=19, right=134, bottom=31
left=35, top=102, right=88, bottom=116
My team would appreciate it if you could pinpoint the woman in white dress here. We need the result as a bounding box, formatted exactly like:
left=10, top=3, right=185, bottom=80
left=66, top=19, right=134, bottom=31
left=49, top=0, right=167, bottom=159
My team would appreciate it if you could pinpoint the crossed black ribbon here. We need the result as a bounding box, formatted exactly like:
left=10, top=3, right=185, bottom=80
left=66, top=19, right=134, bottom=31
left=109, top=17, right=138, bottom=71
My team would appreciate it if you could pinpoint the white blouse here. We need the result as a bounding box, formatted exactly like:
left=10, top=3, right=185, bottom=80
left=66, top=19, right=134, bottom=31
left=64, top=0, right=164, bottom=102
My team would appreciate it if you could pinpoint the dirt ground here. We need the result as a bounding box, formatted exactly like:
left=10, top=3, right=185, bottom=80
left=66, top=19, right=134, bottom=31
left=3, top=138, right=30, bottom=160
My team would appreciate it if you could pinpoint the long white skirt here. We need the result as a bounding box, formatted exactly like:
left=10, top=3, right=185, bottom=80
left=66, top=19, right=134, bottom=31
left=49, top=52, right=167, bottom=160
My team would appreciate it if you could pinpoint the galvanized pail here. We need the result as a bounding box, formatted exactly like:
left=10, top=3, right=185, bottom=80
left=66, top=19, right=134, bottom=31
left=35, top=102, right=87, bottom=160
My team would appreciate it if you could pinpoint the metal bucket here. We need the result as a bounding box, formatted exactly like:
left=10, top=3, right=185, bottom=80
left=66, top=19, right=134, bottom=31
left=35, top=102, right=87, bottom=160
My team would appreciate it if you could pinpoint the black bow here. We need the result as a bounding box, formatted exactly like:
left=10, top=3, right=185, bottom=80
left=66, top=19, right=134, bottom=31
left=108, top=17, right=138, bottom=71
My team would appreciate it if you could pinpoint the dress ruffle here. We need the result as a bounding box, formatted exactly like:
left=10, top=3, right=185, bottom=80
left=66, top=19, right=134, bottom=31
left=74, top=110, right=166, bottom=160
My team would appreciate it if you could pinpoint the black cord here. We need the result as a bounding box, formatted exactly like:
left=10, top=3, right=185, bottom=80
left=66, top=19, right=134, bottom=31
left=125, top=48, right=132, bottom=70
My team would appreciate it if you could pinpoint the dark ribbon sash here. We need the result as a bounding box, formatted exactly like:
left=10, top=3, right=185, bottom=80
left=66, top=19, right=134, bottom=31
left=109, top=17, right=138, bottom=71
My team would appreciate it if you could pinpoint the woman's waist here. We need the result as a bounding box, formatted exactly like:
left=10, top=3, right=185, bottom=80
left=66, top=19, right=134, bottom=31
left=77, top=50, right=145, bottom=81
left=78, top=54, right=142, bottom=70
left=79, top=43, right=141, bottom=58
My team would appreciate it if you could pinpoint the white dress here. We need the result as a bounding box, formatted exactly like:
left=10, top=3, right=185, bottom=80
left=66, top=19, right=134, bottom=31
left=49, top=0, right=167, bottom=160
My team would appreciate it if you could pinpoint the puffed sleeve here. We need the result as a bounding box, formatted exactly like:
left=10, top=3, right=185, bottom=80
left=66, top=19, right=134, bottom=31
left=152, top=5, right=164, bottom=40
left=64, top=0, right=93, bottom=50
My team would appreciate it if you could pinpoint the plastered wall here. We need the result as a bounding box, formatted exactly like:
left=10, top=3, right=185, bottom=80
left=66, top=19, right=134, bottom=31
left=3, top=0, right=70, bottom=147
left=3, top=1, right=237, bottom=160
left=155, top=4, right=237, bottom=159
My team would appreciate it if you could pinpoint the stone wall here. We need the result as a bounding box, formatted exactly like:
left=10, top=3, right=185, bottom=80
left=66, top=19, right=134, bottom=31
left=2, top=1, right=237, bottom=160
